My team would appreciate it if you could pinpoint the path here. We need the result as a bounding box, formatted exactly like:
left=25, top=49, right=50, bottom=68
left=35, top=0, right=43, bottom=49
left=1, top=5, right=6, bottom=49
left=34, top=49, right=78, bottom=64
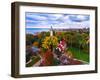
left=33, top=59, right=41, bottom=66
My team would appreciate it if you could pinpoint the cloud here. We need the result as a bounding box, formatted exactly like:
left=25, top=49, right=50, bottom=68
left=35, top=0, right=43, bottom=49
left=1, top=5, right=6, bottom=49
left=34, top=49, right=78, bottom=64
left=46, top=14, right=63, bottom=20
left=69, top=15, right=89, bottom=22
left=26, top=13, right=47, bottom=21
left=26, top=12, right=90, bottom=29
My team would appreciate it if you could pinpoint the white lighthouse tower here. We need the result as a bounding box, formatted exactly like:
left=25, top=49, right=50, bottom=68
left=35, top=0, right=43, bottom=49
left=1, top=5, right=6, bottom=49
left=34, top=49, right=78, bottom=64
left=50, top=26, right=53, bottom=36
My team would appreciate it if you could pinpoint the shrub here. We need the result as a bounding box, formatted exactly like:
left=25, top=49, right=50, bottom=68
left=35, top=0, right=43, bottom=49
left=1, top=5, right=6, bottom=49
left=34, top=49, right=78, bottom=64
left=33, top=41, right=39, bottom=47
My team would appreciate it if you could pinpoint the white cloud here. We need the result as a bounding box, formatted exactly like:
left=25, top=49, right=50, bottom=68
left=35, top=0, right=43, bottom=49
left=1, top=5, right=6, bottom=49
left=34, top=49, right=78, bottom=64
left=26, top=13, right=89, bottom=29
left=77, top=15, right=88, bottom=20
left=26, top=13, right=47, bottom=21
left=46, top=14, right=63, bottom=20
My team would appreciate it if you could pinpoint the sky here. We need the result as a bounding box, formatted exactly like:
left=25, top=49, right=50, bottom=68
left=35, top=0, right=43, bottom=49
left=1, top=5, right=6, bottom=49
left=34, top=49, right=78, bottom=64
left=25, top=12, right=90, bottom=34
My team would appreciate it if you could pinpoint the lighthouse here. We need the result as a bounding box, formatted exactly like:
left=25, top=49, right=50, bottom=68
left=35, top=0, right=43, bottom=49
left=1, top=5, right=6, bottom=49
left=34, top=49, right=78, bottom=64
left=50, top=26, right=53, bottom=36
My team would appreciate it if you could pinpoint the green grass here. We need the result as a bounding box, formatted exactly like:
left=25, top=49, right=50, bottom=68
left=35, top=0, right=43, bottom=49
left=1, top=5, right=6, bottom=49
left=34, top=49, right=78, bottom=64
left=68, top=47, right=89, bottom=62
left=26, top=56, right=40, bottom=67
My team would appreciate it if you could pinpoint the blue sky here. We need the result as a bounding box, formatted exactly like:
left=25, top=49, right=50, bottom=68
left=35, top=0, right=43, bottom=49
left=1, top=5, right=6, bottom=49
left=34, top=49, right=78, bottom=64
left=25, top=12, right=90, bottom=34
left=26, top=28, right=49, bottom=34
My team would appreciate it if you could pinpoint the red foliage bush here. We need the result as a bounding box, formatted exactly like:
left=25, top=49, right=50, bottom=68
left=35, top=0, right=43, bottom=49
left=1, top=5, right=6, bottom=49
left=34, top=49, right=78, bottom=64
left=42, top=49, right=54, bottom=66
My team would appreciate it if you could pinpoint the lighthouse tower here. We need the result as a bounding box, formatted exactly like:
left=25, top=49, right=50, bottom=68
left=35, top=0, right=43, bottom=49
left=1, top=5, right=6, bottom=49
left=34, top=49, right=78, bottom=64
left=50, top=26, right=53, bottom=36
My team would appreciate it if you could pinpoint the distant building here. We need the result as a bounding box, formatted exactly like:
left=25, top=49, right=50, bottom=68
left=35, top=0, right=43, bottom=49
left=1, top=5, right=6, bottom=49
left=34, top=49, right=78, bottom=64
left=53, top=28, right=89, bottom=33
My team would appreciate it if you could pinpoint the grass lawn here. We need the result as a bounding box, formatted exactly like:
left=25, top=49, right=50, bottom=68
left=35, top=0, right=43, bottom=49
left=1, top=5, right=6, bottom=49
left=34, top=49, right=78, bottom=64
left=68, top=47, right=89, bottom=63
left=26, top=56, right=41, bottom=67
